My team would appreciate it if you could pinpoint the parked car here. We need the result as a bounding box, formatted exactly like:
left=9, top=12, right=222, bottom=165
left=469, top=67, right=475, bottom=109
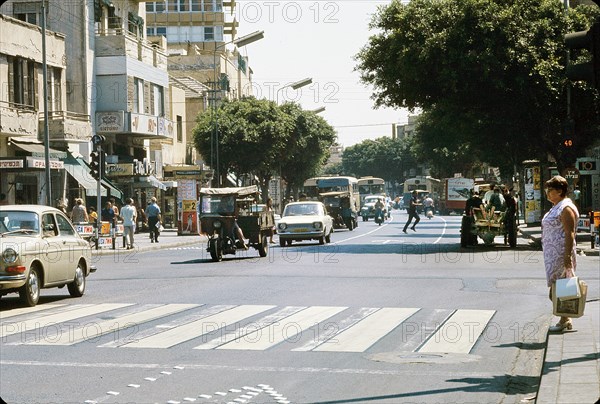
left=277, top=201, right=333, bottom=247
left=0, top=205, right=96, bottom=306
left=360, top=195, right=387, bottom=221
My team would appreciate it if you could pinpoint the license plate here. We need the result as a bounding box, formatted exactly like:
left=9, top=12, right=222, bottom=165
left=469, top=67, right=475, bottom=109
left=293, top=228, right=308, bottom=233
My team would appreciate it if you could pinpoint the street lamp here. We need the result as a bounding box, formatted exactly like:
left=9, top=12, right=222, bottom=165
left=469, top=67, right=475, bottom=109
left=275, top=77, right=313, bottom=105
left=212, top=30, right=264, bottom=186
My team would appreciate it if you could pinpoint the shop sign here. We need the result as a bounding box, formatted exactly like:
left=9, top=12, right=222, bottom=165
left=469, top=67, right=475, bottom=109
left=26, top=157, right=64, bottom=169
left=106, top=163, right=134, bottom=177
left=0, top=159, right=25, bottom=169
left=173, top=170, right=203, bottom=178
left=158, top=117, right=175, bottom=138
left=75, top=224, right=95, bottom=236
left=96, top=111, right=125, bottom=133
left=131, top=113, right=158, bottom=136
left=577, top=159, right=598, bottom=175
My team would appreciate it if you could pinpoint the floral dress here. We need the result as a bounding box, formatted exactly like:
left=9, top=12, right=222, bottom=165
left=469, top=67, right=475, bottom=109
left=541, top=198, right=579, bottom=287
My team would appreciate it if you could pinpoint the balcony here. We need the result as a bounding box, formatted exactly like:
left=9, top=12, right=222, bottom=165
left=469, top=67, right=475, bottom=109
left=0, top=101, right=38, bottom=137
left=42, top=111, right=92, bottom=143
left=95, top=27, right=168, bottom=69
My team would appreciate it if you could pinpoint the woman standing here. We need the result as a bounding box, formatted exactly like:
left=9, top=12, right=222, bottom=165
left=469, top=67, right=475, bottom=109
left=541, top=175, right=579, bottom=332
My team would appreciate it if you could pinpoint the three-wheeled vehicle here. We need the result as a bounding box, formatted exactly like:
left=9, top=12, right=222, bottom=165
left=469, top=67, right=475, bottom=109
left=198, top=186, right=274, bottom=262
left=319, top=191, right=358, bottom=231
left=460, top=207, right=517, bottom=248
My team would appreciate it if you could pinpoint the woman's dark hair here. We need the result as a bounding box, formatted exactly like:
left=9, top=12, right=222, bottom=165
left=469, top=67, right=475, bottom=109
left=545, top=175, right=569, bottom=198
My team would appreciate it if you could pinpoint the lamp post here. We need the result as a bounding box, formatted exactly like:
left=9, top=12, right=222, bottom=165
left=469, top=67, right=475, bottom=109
left=212, top=30, right=264, bottom=187
left=275, top=77, right=313, bottom=105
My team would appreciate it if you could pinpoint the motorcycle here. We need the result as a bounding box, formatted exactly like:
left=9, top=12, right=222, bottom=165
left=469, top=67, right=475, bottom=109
left=374, top=208, right=384, bottom=225
left=424, top=206, right=434, bottom=219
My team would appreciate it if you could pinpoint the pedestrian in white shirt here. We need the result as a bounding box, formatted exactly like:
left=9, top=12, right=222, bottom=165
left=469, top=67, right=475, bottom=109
left=121, top=198, right=137, bottom=249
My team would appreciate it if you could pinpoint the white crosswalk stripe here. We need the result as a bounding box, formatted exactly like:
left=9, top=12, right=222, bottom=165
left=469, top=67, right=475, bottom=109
left=0, top=303, right=496, bottom=354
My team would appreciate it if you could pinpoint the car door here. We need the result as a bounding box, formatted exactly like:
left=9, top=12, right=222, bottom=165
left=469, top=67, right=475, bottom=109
left=40, top=212, right=62, bottom=284
left=54, top=213, right=81, bottom=282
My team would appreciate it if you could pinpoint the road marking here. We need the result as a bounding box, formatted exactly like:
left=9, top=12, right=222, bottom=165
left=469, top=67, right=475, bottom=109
left=0, top=303, right=132, bottom=338
left=418, top=309, right=496, bottom=354
left=433, top=216, right=448, bottom=244
left=23, top=304, right=199, bottom=346
left=216, top=306, right=347, bottom=351
left=0, top=304, right=67, bottom=320
left=120, top=305, right=275, bottom=349
left=193, top=306, right=305, bottom=350
left=313, top=307, right=420, bottom=352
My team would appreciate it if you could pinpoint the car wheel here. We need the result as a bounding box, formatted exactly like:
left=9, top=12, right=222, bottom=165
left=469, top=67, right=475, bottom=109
left=286, top=239, right=293, bottom=246
left=279, top=238, right=286, bottom=247
left=19, top=266, right=40, bottom=307
left=67, top=262, right=86, bottom=297
left=209, top=239, right=223, bottom=262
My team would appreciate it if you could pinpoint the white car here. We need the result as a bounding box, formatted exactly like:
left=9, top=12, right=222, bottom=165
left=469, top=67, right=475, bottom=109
left=277, top=201, right=333, bottom=247
left=0, top=205, right=96, bottom=306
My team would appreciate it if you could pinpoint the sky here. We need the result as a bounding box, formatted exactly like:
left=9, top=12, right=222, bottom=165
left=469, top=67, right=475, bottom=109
left=231, top=0, right=412, bottom=147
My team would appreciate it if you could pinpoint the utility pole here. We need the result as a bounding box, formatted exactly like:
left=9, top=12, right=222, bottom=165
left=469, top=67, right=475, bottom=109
left=41, top=0, right=51, bottom=205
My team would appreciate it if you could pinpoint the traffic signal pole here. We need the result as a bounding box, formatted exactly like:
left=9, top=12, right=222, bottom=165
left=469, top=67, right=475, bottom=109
left=95, top=145, right=102, bottom=250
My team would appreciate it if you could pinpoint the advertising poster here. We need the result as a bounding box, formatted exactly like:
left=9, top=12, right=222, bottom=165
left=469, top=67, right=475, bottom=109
left=181, top=199, right=197, bottom=234
left=524, top=166, right=542, bottom=224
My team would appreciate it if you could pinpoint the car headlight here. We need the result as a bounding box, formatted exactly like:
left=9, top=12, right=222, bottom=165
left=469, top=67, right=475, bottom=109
left=2, top=248, right=18, bottom=264
left=278, top=223, right=287, bottom=231
left=313, top=222, right=322, bottom=230
left=213, top=220, right=222, bottom=229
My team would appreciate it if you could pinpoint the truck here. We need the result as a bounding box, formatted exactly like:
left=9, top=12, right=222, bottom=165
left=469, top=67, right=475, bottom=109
left=440, top=177, right=474, bottom=215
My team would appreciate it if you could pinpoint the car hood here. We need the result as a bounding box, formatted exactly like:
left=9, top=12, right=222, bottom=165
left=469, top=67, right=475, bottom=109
left=0, top=236, right=45, bottom=254
left=280, top=215, right=326, bottom=224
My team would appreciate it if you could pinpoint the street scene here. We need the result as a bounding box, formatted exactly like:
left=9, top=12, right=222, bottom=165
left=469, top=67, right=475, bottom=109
left=1, top=0, right=600, bottom=403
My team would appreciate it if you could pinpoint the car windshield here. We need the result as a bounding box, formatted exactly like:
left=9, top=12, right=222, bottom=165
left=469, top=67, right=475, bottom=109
left=283, top=204, right=323, bottom=216
left=0, top=211, right=40, bottom=235
left=365, top=197, right=381, bottom=203
left=201, top=195, right=235, bottom=215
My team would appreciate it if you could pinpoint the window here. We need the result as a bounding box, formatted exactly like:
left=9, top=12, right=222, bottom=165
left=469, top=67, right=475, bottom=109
left=191, top=0, right=201, bottom=11
left=13, top=2, right=42, bottom=25
left=147, top=26, right=167, bottom=36
left=168, top=0, right=187, bottom=12
left=134, top=78, right=144, bottom=113
left=152, top=84, right=164, bottom=116
left=8, top=56, right=36, bottom=108
left=177, top=115, right=183, bottom=142
left=47, top=67, right=62, bottom=112
left=42, top=214, right=57, bottom=237
left=56, top=214, right=75, bottom=236
left=146, top=2, right=165, bottom=12
left=204, top=26, right=214, bottom=41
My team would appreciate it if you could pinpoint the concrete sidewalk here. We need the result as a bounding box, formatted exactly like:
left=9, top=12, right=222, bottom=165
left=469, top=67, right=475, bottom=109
left=91, top=229, right=203, bottom=255
left=519, top=226, right=600, bottom=403
left=519, top=224, right=599, bottom=257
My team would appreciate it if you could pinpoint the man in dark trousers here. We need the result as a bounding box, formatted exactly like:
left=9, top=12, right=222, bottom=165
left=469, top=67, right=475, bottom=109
left=403, top=190, right=421, bottom=233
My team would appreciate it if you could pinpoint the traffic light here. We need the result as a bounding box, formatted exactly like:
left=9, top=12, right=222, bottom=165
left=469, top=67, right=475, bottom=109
left=100, top=151, right=107, bottom=177
left=90, top=151, right=101, bottom=180
left=564, top=21, right=600, bottom=89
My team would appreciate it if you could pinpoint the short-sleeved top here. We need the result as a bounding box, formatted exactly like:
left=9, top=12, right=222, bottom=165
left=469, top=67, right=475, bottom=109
left=146, top=202, right=161, bottom=218
left=101, top=207, right=115, bottom=222
left=541, top=198, right=579, bottom=286
left=120, top=204, right=137, bottom=226
left=71, top=205, right=87, bottom=223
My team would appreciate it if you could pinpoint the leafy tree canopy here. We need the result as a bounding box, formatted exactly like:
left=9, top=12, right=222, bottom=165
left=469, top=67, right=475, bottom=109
left=356, top=0, right=600, bottom=171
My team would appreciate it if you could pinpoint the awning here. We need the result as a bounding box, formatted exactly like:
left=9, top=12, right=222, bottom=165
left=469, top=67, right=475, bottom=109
left=12, top=140, right=67, bottom=159
left=101, top=177, right=123, bottom=201
left=63, top=154, right=106, bottom=196
left=137, top=175, right=167, bottom=191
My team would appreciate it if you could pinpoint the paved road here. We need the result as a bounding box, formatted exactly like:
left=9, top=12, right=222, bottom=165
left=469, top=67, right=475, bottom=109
left=1, top=211, right=598, bottom=403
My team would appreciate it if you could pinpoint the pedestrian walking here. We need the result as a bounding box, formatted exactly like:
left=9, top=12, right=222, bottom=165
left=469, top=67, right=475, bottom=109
left=120, top=198, right=137, bottom=249
left=403, top=190, right=421, bottom=233
left=541, top=175, right=579, bottom=333
left=146, top=197, right=162, bottom=243
left=70, top=198, right=89, bottom=223
left=101, top=201, right=116, bottom=224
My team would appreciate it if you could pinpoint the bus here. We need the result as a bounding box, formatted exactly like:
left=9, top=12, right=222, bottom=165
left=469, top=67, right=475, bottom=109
left=358, top=176, right=386, bottom=206
left=402, top=176, right=442, bottom=210
left=303, top=176, right=360, bottom=212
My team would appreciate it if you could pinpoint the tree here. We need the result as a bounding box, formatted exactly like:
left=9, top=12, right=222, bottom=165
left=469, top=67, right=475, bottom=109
left=192, top=97, right=292, bottom=198
left=341, top=137, right=414, bottom=182
left=279, top=103, right=337, bottom=200
left=356, top=0, right=600, bottom=172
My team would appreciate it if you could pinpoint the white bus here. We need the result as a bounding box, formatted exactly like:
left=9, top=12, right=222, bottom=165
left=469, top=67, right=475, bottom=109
left=402, top=176, right=442, bottom=209
left=358, top=176, right=386, bottom=205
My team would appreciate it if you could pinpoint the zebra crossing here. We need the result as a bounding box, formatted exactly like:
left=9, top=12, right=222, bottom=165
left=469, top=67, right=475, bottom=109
left=0, top=303, right=496, bottom=354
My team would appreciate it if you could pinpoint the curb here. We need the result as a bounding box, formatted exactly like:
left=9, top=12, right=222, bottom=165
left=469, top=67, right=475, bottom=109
left=91, top=236, right=206, bottom=256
